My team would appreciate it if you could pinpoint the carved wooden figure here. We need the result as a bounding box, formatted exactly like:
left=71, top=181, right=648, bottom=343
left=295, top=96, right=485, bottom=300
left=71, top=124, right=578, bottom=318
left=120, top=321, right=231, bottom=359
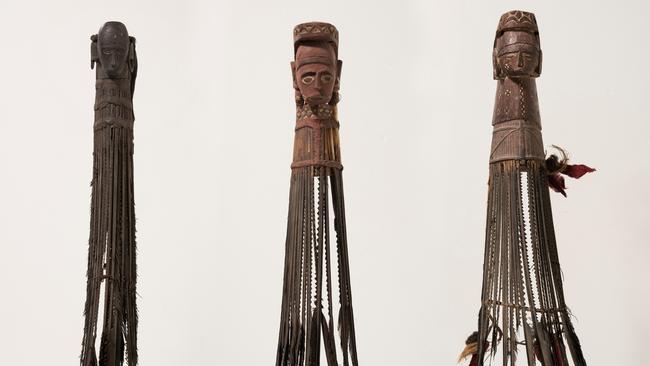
left=80, top=21, right=138, bottom=366
left=275, top=22, right=359, bottom=366
left=459, top=11, right=592, bottom=366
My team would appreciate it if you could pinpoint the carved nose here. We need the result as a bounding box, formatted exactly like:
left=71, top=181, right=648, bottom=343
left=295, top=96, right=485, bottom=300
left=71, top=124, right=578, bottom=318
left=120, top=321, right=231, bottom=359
left=517, top=53, right=524, bottom=68
left=314, top=75, right=322, bottom=90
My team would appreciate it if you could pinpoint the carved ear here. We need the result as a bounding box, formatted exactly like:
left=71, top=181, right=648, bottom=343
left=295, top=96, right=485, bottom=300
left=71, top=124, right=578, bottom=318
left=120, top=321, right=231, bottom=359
left=128, top=37, right=138, bottom=96
left=335, top=60, right=342, bottom=90
left=290, top=61, right=298, bottom=89
left=290, top=61, right=304, bottom=105
left=492, top=49, right=501, bottom=80
left=90, top=34, right=98, bottom=70
left=128, top=37, right=137, bottom=73
left=492, top=36, right=501, bottom=80
left=535, top=49, right=543, bottom=77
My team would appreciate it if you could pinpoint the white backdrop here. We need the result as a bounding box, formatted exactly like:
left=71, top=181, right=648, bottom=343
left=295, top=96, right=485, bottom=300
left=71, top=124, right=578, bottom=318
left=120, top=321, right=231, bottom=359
left=0, top=0, right=648, bottom=365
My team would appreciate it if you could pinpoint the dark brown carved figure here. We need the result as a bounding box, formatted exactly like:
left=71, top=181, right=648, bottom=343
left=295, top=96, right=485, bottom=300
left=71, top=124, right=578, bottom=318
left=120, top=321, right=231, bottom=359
left=81, top=21, right=138, bottom=366
left=459, top=11, right=590, bottom=366
left=276, top=22, right=358, bottom=366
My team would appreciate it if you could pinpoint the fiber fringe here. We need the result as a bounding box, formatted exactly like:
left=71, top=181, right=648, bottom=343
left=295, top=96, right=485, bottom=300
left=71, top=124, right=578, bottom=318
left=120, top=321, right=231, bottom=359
left=476, top=160, right=586, bottom=366
left=276, top=165, right=358, bottom=366
left=81, top=126, right=137, bottom=366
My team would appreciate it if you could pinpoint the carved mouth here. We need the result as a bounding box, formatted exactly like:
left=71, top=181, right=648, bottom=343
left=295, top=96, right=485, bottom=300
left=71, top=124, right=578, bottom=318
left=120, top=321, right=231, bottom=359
left=507, top=69, right=533, bottom=77
left=104, top=65, right=123, bottom=76
left=306, top=95, right=326, bottom=104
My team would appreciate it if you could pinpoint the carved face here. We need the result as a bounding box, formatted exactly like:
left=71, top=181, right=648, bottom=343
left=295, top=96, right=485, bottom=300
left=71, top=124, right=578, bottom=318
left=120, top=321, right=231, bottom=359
left=98, top=22, right=130, bottom=77
left=295, top=43, right=337, bottom=106
left=497, top=44, right=539, bottom=77
left=495, top=31, right=541, bottom=78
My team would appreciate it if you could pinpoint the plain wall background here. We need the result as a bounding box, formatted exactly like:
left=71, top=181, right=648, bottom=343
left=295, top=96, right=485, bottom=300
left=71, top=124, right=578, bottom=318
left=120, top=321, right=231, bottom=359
left=0, top=0, right=648, bottom=364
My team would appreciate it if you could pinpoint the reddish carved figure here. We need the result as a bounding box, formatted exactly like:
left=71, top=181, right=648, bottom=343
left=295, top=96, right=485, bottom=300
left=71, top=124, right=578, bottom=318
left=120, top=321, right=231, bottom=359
left=276, top=22, right=359, bottom=366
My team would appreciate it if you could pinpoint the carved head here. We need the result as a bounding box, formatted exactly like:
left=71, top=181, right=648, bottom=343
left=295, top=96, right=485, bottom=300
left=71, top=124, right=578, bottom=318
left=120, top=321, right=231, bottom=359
left=493, top=11, right=542, bottom=79
left=97, top=22, right=130, bottom=77
left=292, top=22, right=341, bottom=106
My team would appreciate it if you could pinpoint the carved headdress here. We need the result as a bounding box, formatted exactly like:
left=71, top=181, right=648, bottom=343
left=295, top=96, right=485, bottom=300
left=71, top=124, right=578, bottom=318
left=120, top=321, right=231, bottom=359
left=496, top=10, right=539, bottom=35
left=293, top=22, right=339, bottom=55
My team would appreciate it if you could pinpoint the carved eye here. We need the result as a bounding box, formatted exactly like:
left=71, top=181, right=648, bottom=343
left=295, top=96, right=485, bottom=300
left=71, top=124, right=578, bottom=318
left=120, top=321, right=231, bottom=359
left=321, top=74, right=333, bottom=83
left=103, top=49, right=112, bottom=55
left=301, top=75, right=315, bottom=84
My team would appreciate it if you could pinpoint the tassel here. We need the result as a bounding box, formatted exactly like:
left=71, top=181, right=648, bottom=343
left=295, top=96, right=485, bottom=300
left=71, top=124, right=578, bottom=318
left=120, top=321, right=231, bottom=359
left=458, top=332, right=479, bottom=362
left=459, top=332, right=488, bottom=366
left=546, top=145, right=595, bottom=197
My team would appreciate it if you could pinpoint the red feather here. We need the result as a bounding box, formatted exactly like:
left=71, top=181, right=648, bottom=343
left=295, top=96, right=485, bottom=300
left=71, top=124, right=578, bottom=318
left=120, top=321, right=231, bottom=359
left=553, top=337, right=566, bottom=366
left=563, top=164, right=596, bottom=179
left=468, top=354, right=478, bottom=366
left=544, top=147, right=595, bottom=197
left=547, top=162, right=595, bottom=197
left=548, top=173, right=567, bottom=197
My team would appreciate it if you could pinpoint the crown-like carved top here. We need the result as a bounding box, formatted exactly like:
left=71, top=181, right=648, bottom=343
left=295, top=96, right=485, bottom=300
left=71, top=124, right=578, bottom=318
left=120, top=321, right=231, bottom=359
left=98, top=21, right=129, bottom=47
left=497, top=10, right=538, bottom=35
left=293, top=22, right=338, bottom=52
